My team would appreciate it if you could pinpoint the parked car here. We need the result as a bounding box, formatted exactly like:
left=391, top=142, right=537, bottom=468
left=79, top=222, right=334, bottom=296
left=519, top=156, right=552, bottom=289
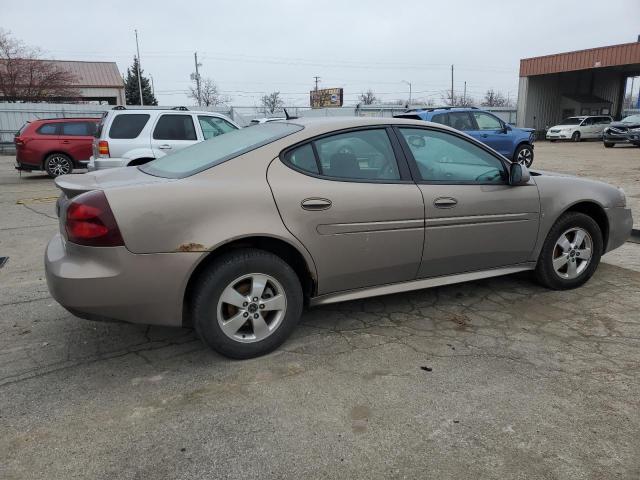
left=602, top=114, right=640, bottom=147
left=14, top=117, right=99, bottom=177
left=87, top=106, right=239, bottom=171
left=46, top=117, right=632, bottom=359
left=546, top=115, right=612, bottom=142
left=250, top=117, right=286, bottom=125
left=394, top=107, right=535, bottom=167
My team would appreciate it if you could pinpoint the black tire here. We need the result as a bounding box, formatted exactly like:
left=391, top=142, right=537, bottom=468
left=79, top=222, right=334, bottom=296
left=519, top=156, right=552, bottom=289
left=604, top=142, right=614, bottom=148
left=44, top=153, right=73, bottom=177
left=513, top=144, right=534, bottom=167
left=193, top=248, right=303, bottom=359
left=549, top=139, right=557, bottom=143
left=571, top=131, right=581, bottom=142
left=535, top=212, right=603, bottom=290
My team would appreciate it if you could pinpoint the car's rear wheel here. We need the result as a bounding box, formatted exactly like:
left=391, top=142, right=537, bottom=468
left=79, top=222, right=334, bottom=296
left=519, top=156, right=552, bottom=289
left=193, top=249, right=303, bottom=359
left=604, top=141, right=614, bottom=148
left=514, top=144, right=534, bottom=167
left=535, top=212, right=602, bottom=290
left=44, top=153, right=73, bottom=177
left=571, top=131, right=581, bottom=142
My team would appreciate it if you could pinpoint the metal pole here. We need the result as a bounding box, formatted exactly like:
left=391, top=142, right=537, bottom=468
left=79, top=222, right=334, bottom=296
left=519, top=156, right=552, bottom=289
left=463, top=81, right=466, bottom=105
left=451, top=65, right=454, bottom=105
left=194, top=52, right=202, bottom=106
left=135, top=29, right=144, bottom=106
left=150, top=74, right=155, bottom=97
left=409, top=82, right=412, bottom=106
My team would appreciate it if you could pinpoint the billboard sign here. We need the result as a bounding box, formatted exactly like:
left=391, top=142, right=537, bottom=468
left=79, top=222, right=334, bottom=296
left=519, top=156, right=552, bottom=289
left=310, top=88, right=344, bottom=108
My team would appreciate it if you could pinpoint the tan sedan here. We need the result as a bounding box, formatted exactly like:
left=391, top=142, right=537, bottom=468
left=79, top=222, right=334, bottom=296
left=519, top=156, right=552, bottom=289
left=46, top=117, right=632, bottom=358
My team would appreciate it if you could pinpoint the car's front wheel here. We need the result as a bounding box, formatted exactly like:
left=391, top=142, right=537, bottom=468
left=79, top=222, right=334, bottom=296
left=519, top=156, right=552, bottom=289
left=535, top=212, right=602, bottom=290
left=571, top=131, right=581, bottom=142
left=514, top=144, right=534, bottom=167
left=193, top=249, right=303, bottom=359
left=604, top=141, right=614, bottom=148
left=44, top=153, right=73, bottom=177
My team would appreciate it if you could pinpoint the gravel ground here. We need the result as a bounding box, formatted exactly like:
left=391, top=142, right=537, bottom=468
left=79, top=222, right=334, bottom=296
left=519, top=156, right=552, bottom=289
left=1, top=142, right=639, bottom=480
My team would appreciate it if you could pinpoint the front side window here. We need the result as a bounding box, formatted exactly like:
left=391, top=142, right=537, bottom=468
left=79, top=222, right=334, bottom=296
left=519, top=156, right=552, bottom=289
left=37, top=123, right=58, bottom=135
left=313, top=129, right=400, bottom=180
left=198, top=116, right=237, bottom=140
left=61, top=122, right=95, bottom=136
left=153, top=114, right=197, bottom=140
left=109, top=114, right=150, bottom=139
left=472, top=112, right=502, bottom=130
left=447, top=112, right=474, bottom=131
left=399, top=128, right=505, bottom=184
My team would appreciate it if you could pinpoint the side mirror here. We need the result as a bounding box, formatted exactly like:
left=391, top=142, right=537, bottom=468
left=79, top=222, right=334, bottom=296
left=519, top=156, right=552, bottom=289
left=502, top=124, right=511, bottom=133
left=509, top=163, right=530, bottom=186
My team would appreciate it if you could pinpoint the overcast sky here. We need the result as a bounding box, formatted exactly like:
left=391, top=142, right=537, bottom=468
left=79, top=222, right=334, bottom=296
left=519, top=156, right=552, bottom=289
left=3, top=0, right=640, bottom=107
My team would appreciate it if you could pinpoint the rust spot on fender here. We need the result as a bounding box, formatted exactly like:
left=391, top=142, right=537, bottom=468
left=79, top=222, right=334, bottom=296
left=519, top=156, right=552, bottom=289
left=175, top=242, right=206, bottom=252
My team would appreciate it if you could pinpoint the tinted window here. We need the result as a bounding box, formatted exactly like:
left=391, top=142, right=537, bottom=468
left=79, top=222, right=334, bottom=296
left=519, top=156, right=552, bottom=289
left=448, top=112, right=474, bottom=131
left=581, top=118, right=593, bottom=126
left=472, top=112, right=502, bottom=130
left=399, top=128, right=505, bottom=184
left=109, top=114, right=150, bottom=139
left=596, top=117, right=611, bottom=125
left=431, top=113, right=449, bottom=126
left=61, top=121, right=95, bottom=136
left=313, top=129, right=400, bottom=180
left=198, top=116, right=237, bottom=140
left=37, top=123, right=58, bottom=135
left=141, top=123, right=303, bottom=179
left=153, top=114, right=197, bottom=140
left=559, top=117, right=582, bottom=125
left=284, top=143, right=319, bottom=174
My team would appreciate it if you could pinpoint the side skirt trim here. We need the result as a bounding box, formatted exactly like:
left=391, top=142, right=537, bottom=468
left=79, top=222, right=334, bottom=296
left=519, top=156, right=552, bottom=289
left=309, top=263, right=536, bottom=306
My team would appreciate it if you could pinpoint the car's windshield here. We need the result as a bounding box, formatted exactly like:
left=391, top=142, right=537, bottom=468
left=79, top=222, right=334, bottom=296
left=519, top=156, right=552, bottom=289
left=621, top=114, right=640, bottom=123
left=141, top=122, right=303, bottom=178
left=559, top=117, right=583, bottom=125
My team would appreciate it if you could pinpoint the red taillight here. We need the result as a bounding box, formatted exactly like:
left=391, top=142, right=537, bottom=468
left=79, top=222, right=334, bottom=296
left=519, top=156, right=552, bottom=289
left=65, top=190, right=124, bottom=247
left=14, top=136, right=25, bottom=146
left=98, top=140, right=110, bottom=157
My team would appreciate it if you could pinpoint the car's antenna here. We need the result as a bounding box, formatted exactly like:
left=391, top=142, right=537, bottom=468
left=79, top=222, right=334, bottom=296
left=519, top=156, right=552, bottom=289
left=283, top=108, right=298, bottom=120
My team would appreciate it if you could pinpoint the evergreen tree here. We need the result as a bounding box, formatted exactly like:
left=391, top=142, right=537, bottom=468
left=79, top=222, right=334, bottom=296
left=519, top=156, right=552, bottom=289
left=124, top=56, right=157, bottom=106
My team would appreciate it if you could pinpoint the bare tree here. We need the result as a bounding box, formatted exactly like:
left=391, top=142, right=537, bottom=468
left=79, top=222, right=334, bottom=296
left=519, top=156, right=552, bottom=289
left=0, top=29, right=78, bottom=102
left=261, top=91, right=284, bottom=114
left=440, top=90, right=475, bottom=107
left=481, top=88, right=511, bottom=107
left=188, top=77, right=227, bottom=107
left=359, top=89, right=377, bottom=105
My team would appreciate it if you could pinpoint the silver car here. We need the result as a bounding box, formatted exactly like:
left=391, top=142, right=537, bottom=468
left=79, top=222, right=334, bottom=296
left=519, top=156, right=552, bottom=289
left=46, top=117, right=633, bottom=358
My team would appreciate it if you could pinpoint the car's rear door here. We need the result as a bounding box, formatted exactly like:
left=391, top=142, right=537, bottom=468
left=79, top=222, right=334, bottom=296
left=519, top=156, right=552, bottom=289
left=267, top=127, right=425, bottom=295
left=59, top=121, right=97, bottom=165
left=150, top=113, right=199, bottom=156
left=395, top=126, right=540, bottom=278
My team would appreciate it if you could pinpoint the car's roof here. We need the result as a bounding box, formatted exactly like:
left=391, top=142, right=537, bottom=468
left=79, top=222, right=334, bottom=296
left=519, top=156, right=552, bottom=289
left=32, top=117, right=99, bottom=123
left=284, top=116, right=454, bottom=137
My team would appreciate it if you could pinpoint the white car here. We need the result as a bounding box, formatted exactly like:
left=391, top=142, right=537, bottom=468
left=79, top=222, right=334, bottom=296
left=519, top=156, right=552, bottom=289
left=249, top=117, right=286, bottom=125
left=546, top=115, right=612, bottom=142
left=88, top=107, right=239, bottom=171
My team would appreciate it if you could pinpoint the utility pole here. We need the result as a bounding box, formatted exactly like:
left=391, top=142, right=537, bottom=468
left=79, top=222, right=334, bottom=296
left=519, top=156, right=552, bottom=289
left=630, top=76, right=635, bottom=109
left=402, top=80, right=412, bottom=106
left=313, top=76, right=320, bottom=91
left=450, top=64, right=454, bottom=106
left=149, top=73, right=155, bottom=98
left=135, top=29, right=144, bottom=106
left=193, top=52, right=202, bottom=106
left=463, top=81, right=467, bottom=105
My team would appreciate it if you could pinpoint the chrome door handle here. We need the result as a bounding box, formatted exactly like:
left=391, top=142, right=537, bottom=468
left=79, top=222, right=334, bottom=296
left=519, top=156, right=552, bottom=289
left=433, top=197, right=458, bottom=208
left=301, top=198, right=332, bottom=211
left=158, top=144, right=172, bottom=150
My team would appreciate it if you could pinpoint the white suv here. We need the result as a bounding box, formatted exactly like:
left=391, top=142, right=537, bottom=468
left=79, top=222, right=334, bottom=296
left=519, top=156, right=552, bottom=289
left=546, top=115, right=612, bottom=142
left=88, top=107, right=239, bottom=171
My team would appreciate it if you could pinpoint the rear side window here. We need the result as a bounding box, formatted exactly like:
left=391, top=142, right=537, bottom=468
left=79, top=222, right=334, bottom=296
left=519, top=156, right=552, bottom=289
left=109, top=114, right=150, bottom=139
left=284, top=143, right=319, bottom=174
left=431, top=113, right=449, bottom=126
left=153, top=114, right=197, bottom=140
left=61, top=122, right=96, bottom=136
left=198, top=115, right=237, bottom=140
left=448, top=112, right=474, bottom=131
left=36, top=123, right=58, bottom=135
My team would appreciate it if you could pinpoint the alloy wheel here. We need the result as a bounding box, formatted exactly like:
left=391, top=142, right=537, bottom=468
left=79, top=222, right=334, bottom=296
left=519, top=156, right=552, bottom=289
left=552, top=227, right=593, bottom=280
left=216, top=273, right=287, bottom=343
left=516, top=147, right=533, bottom=167
left=47, top=156, right=72, bottom=176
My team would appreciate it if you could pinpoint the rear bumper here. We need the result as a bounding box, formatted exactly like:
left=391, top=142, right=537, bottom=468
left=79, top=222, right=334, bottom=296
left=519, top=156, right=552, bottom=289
left=605, top=207, right=633, bottom=253
left=87, top=156, right=127, bottom=171
left=45, top=233, right=197, bottom=327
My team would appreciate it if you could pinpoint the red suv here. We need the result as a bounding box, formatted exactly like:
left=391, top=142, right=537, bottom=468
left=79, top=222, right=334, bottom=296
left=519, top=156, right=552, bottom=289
left=14, top=118, right=99, bottom=177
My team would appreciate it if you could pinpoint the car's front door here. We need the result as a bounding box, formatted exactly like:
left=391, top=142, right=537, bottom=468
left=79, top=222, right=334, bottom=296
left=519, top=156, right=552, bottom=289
left=468, top=111, right=512, bottom=157
left=150, top=114, right=199, bottom=157
left=395, top=126, right=540, bottom=278
left=267, top=127, right=425, bottom=295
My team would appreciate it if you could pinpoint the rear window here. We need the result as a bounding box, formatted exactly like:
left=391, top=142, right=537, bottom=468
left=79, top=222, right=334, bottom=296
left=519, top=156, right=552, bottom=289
left=36, top=123, right=58, bottom=135
left=109, top=114, right=150, bottom=139
left=141, top=123, right=303, bottom=179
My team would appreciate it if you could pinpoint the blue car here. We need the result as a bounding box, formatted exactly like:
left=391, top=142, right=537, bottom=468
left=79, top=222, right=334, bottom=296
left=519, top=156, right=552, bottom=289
left=395, top=107, right=535, bottom=167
